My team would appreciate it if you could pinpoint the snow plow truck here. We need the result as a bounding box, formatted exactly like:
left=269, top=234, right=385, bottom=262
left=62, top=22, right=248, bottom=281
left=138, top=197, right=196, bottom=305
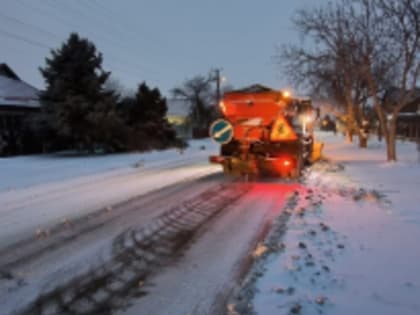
left=209, top=84, right=323, bottom=178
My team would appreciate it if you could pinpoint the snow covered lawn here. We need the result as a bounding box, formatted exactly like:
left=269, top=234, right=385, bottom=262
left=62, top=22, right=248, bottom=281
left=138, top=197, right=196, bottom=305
left=238, top=132, right=420, bottom=314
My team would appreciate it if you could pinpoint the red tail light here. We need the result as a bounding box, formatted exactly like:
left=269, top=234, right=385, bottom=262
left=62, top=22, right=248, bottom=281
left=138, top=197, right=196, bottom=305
left=209, top=156, right=225, bottom=164
left=283, top=159, right=291, bottom=167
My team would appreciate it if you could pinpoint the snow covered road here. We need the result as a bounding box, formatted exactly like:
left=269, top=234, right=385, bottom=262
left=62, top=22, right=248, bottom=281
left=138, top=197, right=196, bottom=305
left=0, top=140, right=219, bottom=249
left=1, top=139, right=304, bottom=315
left=0, top=178, right=305, bottom=315
left=0, top=171, right=303, bottom=315
left=118, top=183, right=302, bottom=315
left=1, top=173, right=232, bottom=315
left=1, top=139, right=248, bottom=315
left=3, top=133, right=419, bottom=315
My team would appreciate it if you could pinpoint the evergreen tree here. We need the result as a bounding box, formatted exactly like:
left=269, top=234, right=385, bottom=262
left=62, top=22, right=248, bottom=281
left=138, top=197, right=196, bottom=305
left=39, top=33, right=126, bottom=152
left=120, top=82, right=178, bottom=150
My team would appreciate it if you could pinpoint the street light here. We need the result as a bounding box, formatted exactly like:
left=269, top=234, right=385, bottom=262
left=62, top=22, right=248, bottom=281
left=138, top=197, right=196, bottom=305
left=219, top=101, right=226, bottom=114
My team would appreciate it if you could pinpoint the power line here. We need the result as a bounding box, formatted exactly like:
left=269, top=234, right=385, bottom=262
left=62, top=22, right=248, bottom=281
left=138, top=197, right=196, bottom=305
left=74, top=0, right=181, bottom=76
left=0, top=28, right=51, bottom=49
left=0, top=25, right=150, bottom=83
left=85, top=0, right=187, bottom=72
left=87, top=0, right=167, bottom=50
left=0, top=11, right=61, bottom=40
left=11, top=0, right=159, bottom=79
left=42, top=0, right=162, bottom=76
left=3, top=0, right=167, bottom=86
left=0, top=25, right=160, bottom=87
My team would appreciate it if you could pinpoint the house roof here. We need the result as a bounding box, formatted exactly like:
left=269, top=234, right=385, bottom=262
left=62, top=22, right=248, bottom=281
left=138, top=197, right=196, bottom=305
left=383, top=87, right=420, bottom=112
left=0, top=63, right=20, bottom=80
left=0, top=64, right=40, bottom=108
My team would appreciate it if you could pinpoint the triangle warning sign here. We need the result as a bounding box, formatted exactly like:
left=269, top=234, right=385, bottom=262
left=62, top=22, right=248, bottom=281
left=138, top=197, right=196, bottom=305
left=270, top=116, right=298, bottom=141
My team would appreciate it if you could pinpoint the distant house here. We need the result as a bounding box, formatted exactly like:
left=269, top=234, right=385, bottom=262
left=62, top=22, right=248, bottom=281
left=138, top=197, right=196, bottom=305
left=166, top=98, right=192, bottom=138
left=0, top=63, right=41, bottom=155
left=383, top=87, right=420, bottom=140
left=383, top=87, right=420, bottom=113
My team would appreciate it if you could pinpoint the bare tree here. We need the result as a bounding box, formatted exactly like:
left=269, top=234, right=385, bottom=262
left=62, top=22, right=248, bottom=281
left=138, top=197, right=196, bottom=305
left=281, top=0, right=420, bottom=158
left=171, top=72, right=217, bottom=128
left=356, top=0, right=420, bottom=161
left=279, top=1, right=369, bottom=146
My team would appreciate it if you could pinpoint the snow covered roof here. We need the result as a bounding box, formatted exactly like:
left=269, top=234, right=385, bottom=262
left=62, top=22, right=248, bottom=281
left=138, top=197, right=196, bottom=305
left=0, top=63, right=40, bottom=109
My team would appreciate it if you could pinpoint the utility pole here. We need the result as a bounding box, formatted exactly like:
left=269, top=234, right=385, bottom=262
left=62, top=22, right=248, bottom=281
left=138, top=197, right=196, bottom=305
left=215, top=68, right=221, bottom=106
left=211, top=68, right=224, bottom=106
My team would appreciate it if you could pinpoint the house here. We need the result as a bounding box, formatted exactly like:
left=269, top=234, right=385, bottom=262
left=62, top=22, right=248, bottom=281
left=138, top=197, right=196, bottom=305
left=383, top=87, right=420, bottom=140
left=166, top=98, right=192, bottom=138
left=0, top=63, right=41, bottom=155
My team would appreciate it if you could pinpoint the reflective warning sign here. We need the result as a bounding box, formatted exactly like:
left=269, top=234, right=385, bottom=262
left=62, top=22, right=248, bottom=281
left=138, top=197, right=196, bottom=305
left=209, top=119, right=234, bottom=144
left=270, top=116, right=297, bottom=141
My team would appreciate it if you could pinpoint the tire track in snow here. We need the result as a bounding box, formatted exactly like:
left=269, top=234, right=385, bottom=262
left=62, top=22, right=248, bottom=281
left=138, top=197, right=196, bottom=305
left=0, top=173, right=225, bottom=271
left=14, top=181, right=251, bottom=315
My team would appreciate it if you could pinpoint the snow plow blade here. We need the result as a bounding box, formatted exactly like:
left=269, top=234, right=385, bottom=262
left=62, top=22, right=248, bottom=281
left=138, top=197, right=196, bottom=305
left=311, top=141, right=324, bottom=162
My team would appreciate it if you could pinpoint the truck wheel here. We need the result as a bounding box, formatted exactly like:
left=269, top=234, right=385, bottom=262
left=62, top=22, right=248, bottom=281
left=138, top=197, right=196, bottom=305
left=291, top=155, right=303, bottom=179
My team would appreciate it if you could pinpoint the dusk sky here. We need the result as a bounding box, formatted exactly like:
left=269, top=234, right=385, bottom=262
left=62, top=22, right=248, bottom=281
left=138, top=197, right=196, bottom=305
left=2, top=0, right=319, bottom=96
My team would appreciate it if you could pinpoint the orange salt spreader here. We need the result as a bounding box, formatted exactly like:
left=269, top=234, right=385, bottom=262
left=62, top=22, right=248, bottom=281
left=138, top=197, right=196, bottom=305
left=209, top=84, right=323, bottom=178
